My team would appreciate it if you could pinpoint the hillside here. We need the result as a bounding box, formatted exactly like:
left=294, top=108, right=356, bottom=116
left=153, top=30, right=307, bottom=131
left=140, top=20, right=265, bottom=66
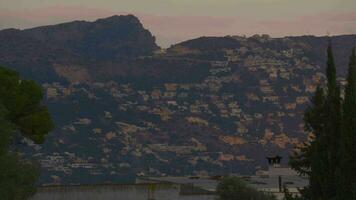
left=1, top=16, right=356, bottom=185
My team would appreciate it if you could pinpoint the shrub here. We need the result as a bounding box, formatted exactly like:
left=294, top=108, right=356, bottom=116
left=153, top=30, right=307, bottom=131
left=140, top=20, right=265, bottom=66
left=216, top=176, right=277, bottom=200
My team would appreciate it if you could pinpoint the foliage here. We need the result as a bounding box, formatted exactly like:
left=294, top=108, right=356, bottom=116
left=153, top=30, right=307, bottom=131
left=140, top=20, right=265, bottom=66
left=0, top=116, right=13, bottom=155
left=283, top=187, right=305, bottom=200
left=0, top=66, right=54, bottom=199
left=0, top=152, right=39, bottom=200
left=338, top=48, right=356, bottom=199
left=217, top=176, right=277, bottom=200
left=0, top=66, right=54, bottom=143
left=290, top=45, right=356, bottom=200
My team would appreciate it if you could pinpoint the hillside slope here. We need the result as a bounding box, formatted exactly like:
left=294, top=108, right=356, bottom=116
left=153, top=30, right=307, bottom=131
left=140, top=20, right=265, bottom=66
left=2, top=16, right=356, bottom=185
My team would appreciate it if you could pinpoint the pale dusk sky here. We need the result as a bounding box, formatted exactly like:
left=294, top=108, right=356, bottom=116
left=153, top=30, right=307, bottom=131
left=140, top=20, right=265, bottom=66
left=0, top=0, right=355, bottom=47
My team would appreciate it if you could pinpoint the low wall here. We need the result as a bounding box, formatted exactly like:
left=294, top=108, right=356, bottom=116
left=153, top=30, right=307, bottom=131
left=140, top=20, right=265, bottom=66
left=31, top=184, right=216, bottom=200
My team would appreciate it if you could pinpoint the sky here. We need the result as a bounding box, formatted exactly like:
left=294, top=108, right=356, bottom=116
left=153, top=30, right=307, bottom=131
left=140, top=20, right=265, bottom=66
left=0, top=0, right=356, bottom=47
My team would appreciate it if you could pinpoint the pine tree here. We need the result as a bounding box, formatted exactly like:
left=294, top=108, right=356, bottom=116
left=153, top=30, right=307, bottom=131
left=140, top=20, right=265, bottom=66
left=0, top=66, right=54, bottom=199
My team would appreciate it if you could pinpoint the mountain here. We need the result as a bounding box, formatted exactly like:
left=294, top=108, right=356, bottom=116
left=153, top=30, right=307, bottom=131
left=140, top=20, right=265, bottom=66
left=1, top=16, right=356, bottom=185
left=0, top=15, right=159, bottom=82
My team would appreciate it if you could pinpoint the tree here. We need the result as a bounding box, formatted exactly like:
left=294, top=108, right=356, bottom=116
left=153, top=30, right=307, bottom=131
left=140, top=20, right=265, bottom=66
left=0, top=66, right=54, bottom=199
left=317, top=42, right=342, bottom=199
left=338, top=48, right=356, bottom=199
left=283, top=186, right=304, bottom=200
left=0, top=152, right=40, bottom=200
left=289, top=43, right=343, bottom=200
left=217, top=176, right=277, bottom=200
left=289, top=86, right=325, bottom=199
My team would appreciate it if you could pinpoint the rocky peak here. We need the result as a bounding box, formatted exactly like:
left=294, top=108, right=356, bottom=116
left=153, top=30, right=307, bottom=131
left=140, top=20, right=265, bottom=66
left=0, top=15, right=159, bottom=81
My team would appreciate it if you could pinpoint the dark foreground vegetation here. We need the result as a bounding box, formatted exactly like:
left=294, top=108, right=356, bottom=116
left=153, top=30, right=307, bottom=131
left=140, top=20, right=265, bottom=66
left=217, top=176, right=277, bottom=200
left=288, top=45, right=356, bottom=199
left=0, top=66, right=53, bottom=199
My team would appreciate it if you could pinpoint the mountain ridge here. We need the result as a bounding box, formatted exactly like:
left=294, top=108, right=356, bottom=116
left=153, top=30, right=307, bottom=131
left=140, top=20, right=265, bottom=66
left=0, top=15, right=159, bottom=82
left=1, top=15, right=356, bottom=83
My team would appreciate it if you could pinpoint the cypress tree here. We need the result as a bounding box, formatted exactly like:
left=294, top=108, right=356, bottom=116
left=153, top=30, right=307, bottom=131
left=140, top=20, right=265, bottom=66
left=339, top=48, right=356, bottom=199
left=305, top=86, right=325, bottom=200
left=326, top=44, right=337, bottom=97
left=290, top=86, right=325, bottom=200
left=317, top=42, right=341, bottom=199
left=290, top=43, right=342, bottom=200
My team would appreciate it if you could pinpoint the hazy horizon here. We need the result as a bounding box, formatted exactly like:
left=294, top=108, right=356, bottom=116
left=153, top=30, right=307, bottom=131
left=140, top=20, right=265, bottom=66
left=1, top=0, right=355, bottom=47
